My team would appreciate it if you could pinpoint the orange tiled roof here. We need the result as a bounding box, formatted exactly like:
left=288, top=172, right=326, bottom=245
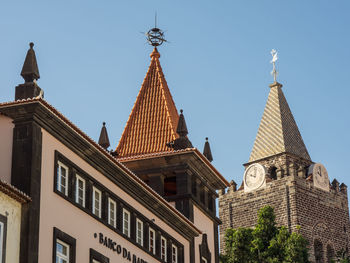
left=116, top=48, right=179, bottom=157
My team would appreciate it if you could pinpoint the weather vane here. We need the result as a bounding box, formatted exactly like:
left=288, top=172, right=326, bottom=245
left=270, top=49, right=278, bottom=82
left=145, top=13, right=167, bottom=46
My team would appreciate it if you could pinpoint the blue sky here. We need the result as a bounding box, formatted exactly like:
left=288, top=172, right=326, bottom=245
left=0, top=1, right=349, bottom=189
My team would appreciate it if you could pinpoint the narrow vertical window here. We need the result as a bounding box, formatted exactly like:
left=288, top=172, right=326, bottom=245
left=56, top=239, right=70, bottom=263
left=108, top=198, right=116, bottom=228
left=57, top=162, right=69, bottom=196
left=123, top=209, right=130, bottom=237
left=161, top=236, right=167, bottom=262
left=172, top=245, right=178, bottom=263
left=136, top=218, right=143, bottom=246
left=75, top=175, right=85, bottom=207
left=92, top=187, right=102, bottom=218
left=149, top=228, right=156, bottom=254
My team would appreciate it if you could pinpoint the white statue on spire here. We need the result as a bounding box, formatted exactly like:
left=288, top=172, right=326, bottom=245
left=270, top=49, right=278, bottom=82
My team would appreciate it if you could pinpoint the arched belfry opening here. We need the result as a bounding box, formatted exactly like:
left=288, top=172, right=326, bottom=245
left=314, top=239, right=324, bottom=263
left=326, top=244, right=335, bottom=263
left=269, top=166, right=277, bottom=180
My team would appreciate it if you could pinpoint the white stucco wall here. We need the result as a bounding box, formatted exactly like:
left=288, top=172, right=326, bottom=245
left=38, top=129, right=191, bottom=263
left=193, top=205, right=215, bottom=263
left=0, top=191, right=21, bottom=263
left=0, top=115, right=14, bottom=184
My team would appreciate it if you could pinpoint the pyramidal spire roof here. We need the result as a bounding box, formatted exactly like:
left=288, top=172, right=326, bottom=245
left=116, top=47, right=179, bottom=157
left=21, top=42, right=40, bottom=83
left=249, top=82, right=311, bottom=162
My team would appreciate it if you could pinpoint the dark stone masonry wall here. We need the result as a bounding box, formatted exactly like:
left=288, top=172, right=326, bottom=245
left=219, top=174, right=350, bottom=263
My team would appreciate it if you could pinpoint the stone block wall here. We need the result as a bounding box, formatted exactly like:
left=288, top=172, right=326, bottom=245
left=219, top=174, right=350, bottom=263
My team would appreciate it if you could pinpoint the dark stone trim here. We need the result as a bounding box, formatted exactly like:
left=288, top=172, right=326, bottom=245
left=0, top=214, right=7, bottom=263
left=0, top=102, right=198, bottom=241
left=90, top=248, right=109, bottom=263
left=54, top=151, right=184, bottom=263
left=213, top=222, right=219, bottom=263
left=190, top=237, right=195, bottom=263
left=53, top=227, right=76, bottom=263
left=10, top=120, right=42, bottom=263
left=199, top=234, right=211, bottom=263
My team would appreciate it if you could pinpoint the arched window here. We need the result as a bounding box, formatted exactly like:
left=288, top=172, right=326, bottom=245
left=314, top=239, right=324, bottom=263
left=326, top=244, right=335, bottom=263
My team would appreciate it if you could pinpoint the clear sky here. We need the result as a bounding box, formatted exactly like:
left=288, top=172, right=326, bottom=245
left=0, top=1, right=349, bottom=189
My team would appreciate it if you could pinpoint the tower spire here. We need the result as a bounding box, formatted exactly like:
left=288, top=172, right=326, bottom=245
left=203, top=137, right=213, bottom=162
left=167, top=109, right=193, bottom=150
left=21, top=42, right=40, bottom=83
left=15, top=42, right=43, bottom=100
left=176, top=109, right=188, bottom=137
left=116, top=47, right=179, bottom=157
left=98, top=122, right=110, bottom=150
left=249, top=81, right=310, bottom=162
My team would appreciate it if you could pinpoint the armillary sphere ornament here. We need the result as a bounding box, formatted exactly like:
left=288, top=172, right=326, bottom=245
left=146, top=27, right=167, bottom=47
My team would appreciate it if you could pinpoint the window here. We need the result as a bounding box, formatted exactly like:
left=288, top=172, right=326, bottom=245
left=75, top=175, right=85, bottom=207
left=123, top=209, right=130, bottom=237
left=90, top=248, right=109, bottom=263
left=56, top=239, right=70, bottom=263
left=0, top=214, right=7, bottom=263
left=149, top=228, right=156, bottom=254
left=161, top=236, right=167, bottom=261
left=57, top=162, right=69, bottom=196
left=108, top=198, right=116, bottom=228
left=172, top=245, right=178, bottom=263
left=53, top=227, right=76, bottom=263
left=136, top=218, right=143, bottom=246
left=92, top=187, right=102, bottom=218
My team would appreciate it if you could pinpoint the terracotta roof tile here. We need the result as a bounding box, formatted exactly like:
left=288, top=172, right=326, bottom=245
left=116, top=48, right=179, bottom=157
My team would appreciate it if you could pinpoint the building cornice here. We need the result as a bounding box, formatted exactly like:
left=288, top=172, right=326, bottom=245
left=0, top=99, right=201, bottom=240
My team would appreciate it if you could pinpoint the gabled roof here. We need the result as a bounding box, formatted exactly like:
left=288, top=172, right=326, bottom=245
left=116, top=48, right=179, bottom=157
left=249, top=82, right=311, bottom=162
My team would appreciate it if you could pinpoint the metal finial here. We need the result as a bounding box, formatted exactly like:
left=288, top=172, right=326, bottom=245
left=29, top=42, right=34, bottom=49
left=146, top=15, right=167, bottom=47
left=270, top=49, right=278, bottom=82
left=155, top=12, right=157, bottom=28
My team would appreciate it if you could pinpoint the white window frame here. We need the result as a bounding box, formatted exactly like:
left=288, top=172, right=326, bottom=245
left=108, top=198, right=117, bottom=228
left=136, top=218, right=143, bottom=246
left=172, top=244, right=178, bottom=263
left=75, top=174, right=85, bottom=207
left=149, top=228, right=156, bottom=255
left=161, top=236, right=167, bottom=262
left=123, top=209, right=130, bottom=237
left=201, top=257, right=208, bottom=263
left=57, top=161, right=69, bottom=196
left=56, top=239, right=70, bottom=263
left=0, top=221, right=4, bottom=263
left=92, top=187, right=102, bottom=218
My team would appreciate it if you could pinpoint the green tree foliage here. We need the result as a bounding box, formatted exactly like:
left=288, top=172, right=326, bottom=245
left=221, top=206, right=310, bottom=263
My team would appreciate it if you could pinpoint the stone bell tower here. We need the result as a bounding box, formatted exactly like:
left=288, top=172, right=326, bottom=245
left=219, top=72, right=350, bottom=262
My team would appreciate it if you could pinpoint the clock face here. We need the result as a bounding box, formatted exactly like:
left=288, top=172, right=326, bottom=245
left=308, top=163, right=329, bottom=191
left=244, top=163, right=266, bottom=192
